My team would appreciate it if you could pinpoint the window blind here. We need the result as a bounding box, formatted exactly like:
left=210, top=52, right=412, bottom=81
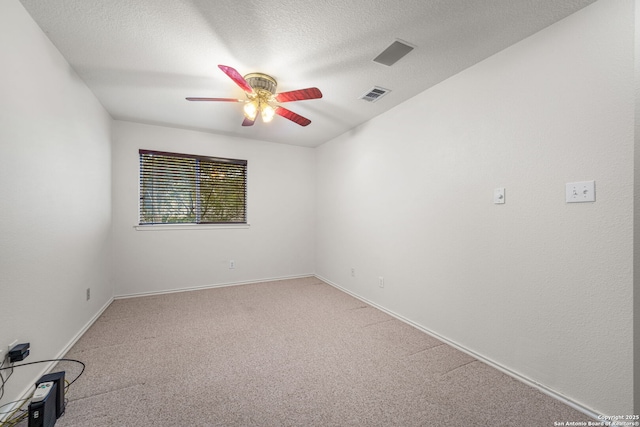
left=139, top=150, right=247, bottom=225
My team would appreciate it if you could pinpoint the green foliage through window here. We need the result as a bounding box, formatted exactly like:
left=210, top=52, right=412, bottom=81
left=139, top=150, right=247, bottom=224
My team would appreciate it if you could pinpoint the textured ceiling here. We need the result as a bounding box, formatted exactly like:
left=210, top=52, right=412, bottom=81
left=19, top=0, right=596, bottom=147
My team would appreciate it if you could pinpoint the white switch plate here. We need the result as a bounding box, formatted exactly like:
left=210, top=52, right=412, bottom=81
left=566, top=181, right=595, bottom=203
left=493, top=188, right=505, bottom=204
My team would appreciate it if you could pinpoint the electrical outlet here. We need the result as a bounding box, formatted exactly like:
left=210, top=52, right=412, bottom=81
left=86, top=288, right=91, bottom=301
left=8, top=340, right=17, bottom=355
left=229, top=260, right=235, bottom=269
left=379, top=276, right=384, bottom=288
left=351, top=268, right=355, bottom=277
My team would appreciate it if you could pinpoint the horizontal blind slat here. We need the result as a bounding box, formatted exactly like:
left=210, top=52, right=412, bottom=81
left=139, top=150, right=247, bottom=225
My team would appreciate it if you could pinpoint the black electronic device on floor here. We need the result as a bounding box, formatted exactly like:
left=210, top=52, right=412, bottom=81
left=28, top=382, right=57, bottom=427
left=28, top=372, right=65, bottom=427
left=36, top=372, right=65, bottom=418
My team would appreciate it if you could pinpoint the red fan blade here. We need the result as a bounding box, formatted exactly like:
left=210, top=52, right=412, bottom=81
left=275, top=107, right=311, bottom=127
left=218, top=65, right=254, bottom=94
left=242, top=116, right=255, bottom=126
left=275, top=87, right=322, bottom=103
left=186, top=97, right=242, bottom=102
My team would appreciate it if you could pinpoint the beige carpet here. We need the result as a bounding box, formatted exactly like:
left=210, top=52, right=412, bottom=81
left=17, top=277, right=591, bottom=426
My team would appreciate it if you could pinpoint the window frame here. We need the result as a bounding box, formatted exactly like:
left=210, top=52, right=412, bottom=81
left=137, top=149, right=248, bottom=228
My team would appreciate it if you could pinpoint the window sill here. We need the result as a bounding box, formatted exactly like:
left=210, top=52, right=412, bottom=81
left=134, top=223, right=250, bottom=231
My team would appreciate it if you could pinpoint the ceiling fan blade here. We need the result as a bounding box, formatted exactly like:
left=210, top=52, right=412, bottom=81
left=275, top=87, right=323, bottom=103
left=218, top=65, right=254, bottom=95
left=186, top=97, right=242, bottom=102
left=275, top=107, right=311, bottom=127
left=242, top=116, right=255, bottom=126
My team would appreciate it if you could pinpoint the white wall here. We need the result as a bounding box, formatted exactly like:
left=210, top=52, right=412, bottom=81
left=112, top=121, right=316, bottom=296
left=634, top=0, right=640, bottom=415
left=1, top=0, right=634, bottom=417
left=316, top=0, right=634, bottom=416
left=0, top=0, right=113, bottom=407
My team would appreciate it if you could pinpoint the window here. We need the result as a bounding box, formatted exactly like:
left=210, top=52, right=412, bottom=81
left=139, top=150, right=247, bottom=225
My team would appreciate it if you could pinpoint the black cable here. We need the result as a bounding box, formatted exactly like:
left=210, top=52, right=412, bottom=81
left=0, top=358, right=85, bottom=426
left=0, top=356, right=85, bottom=418
left=0, top=397, right=30, bottom=415
left=0, top=360, right=13, bottom=402
left=0, top=358, right=85, bottom=388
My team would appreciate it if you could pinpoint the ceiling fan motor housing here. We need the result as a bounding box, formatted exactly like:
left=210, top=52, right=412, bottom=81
left=244, top=73, right=277, bottom=95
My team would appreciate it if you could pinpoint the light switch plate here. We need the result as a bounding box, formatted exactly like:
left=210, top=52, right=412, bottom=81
left=566, top=181, right=595, bottom=203
left=494, top=188, right=505, bottom=204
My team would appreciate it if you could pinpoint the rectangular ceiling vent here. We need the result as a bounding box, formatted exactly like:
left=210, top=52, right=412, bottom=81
left=360, top=86, right=390, bottom=103
left=373, top=40, right=415, bottom=66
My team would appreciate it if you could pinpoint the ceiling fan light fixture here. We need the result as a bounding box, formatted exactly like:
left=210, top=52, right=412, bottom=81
left=261, top=105, right=276, bottom=123
left=187, top=65, right=321, bottom=127
left=243, top=100, right=258, bottom=120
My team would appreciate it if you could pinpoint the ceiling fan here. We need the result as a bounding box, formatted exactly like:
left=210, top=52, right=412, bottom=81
left=187, top=65, right=322, bottom=127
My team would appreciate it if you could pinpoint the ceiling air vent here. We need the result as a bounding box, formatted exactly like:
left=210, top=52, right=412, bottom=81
left=373, top=40, right=415, bottom=66
left=360, top=86, right=390, bottom=103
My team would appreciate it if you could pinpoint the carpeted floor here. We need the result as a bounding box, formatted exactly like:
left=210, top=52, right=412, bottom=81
left=16, top=277, right=592, bottom=426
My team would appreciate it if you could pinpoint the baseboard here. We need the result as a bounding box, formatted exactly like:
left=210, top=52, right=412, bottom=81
left=58, top=296, right=115, bottom=357
left=0, top=296, right=114, bottom=423
left=315, top=274, right=604, bottom=422
left=2, top=276, right=607, bottom=424
left=114, top=273, right=316, bottom=299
